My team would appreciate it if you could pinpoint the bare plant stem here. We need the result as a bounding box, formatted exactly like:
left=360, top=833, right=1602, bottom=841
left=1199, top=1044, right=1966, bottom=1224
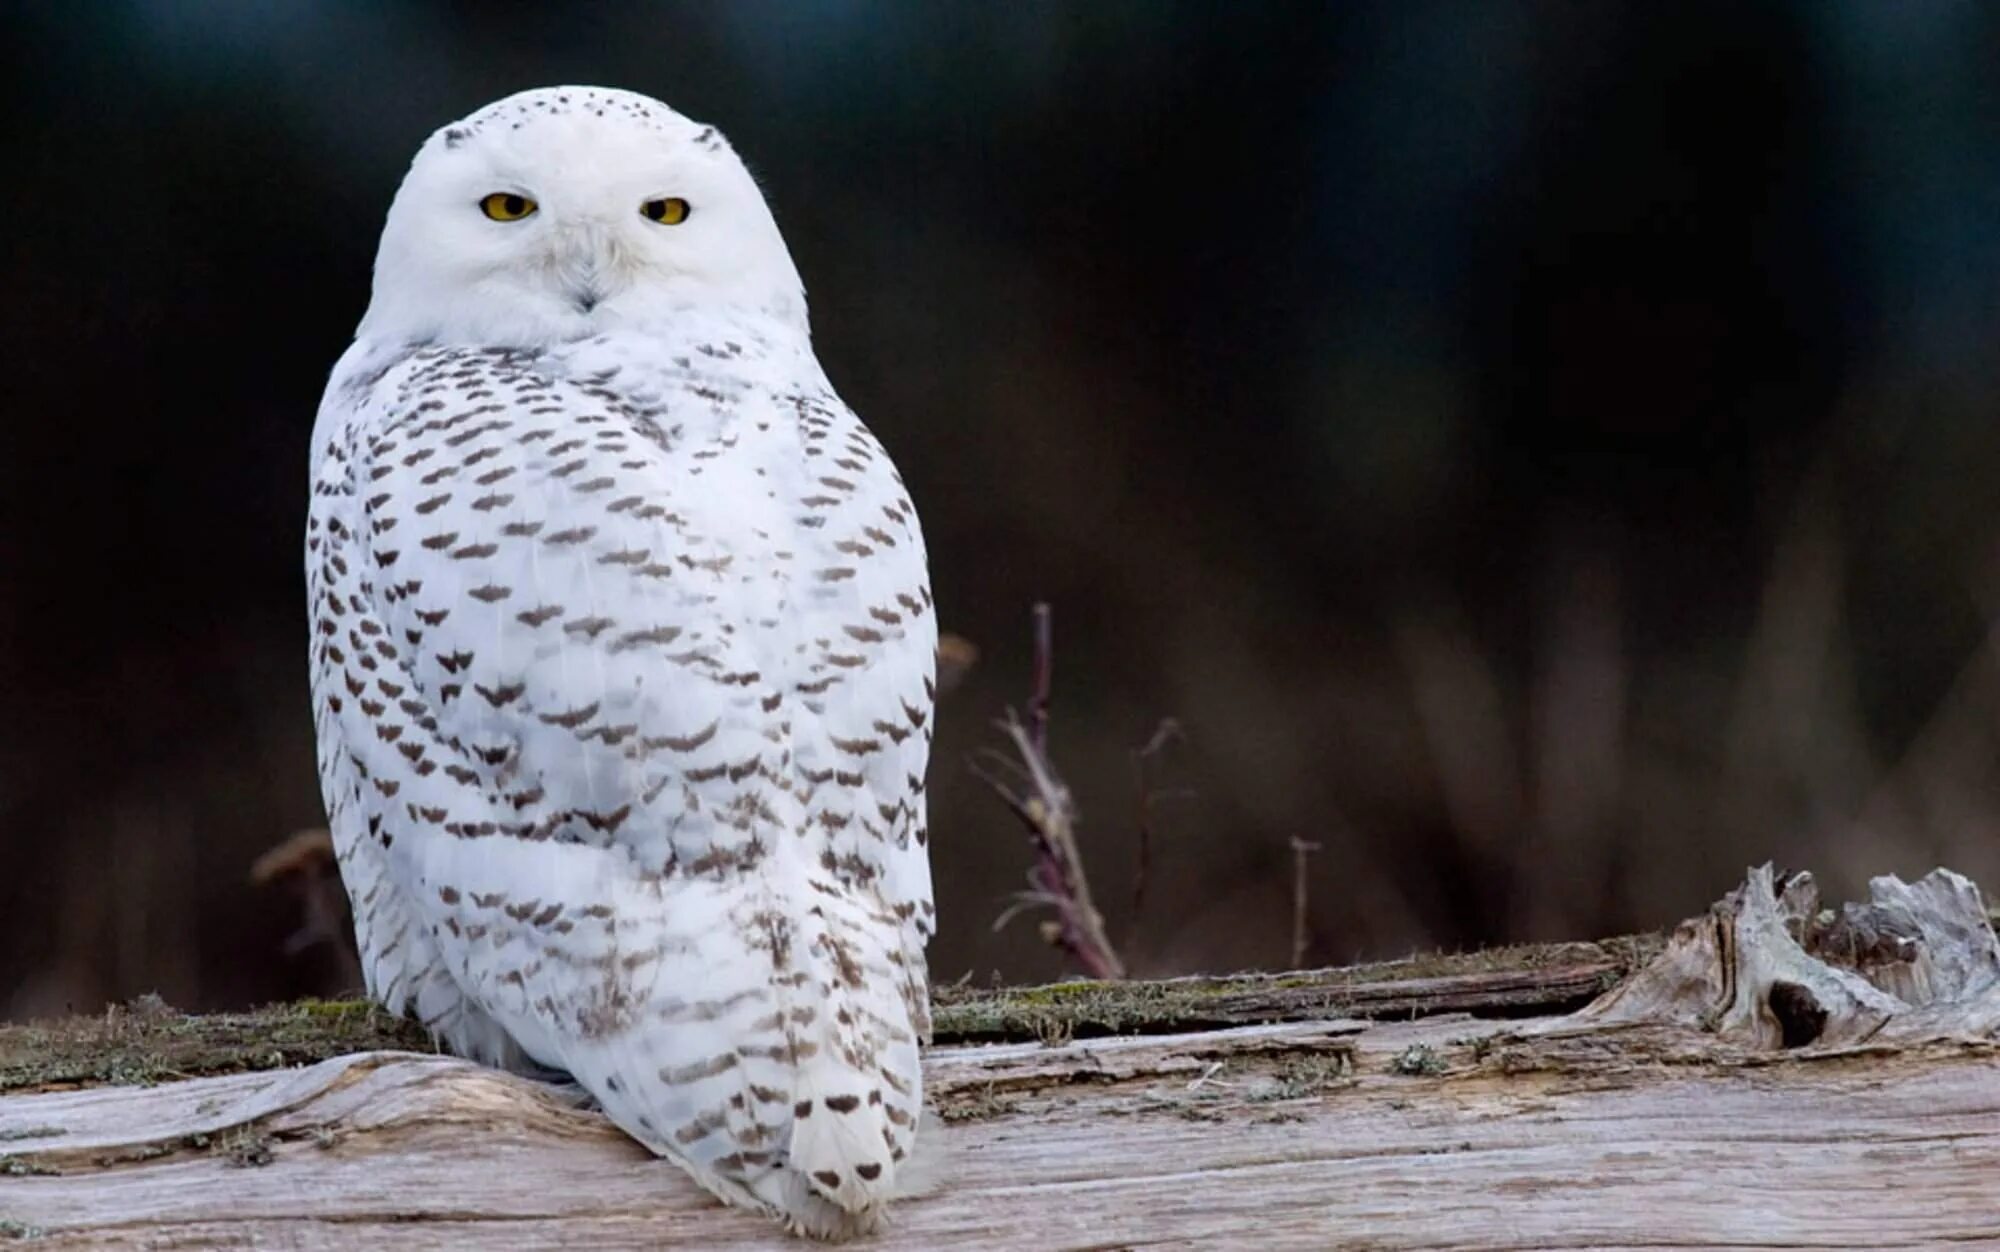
left=1027, top=602, right=1053, bottom=756
left=971, top=604, right=1126, bottom=980
left=1289, top=836, right=1323, bottom=969
left=1129, top=718, right=1184, bottom=915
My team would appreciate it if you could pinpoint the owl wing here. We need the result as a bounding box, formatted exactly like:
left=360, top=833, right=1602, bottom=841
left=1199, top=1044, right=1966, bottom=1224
left=774, top=385, right=939, bottom=1037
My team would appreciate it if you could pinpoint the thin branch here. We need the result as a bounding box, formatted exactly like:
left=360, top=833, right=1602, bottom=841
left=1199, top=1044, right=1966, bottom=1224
left=971, top=603, right=1125, bottom=980
left=1289, top=836, right=1323, bottom=970
left=975, top=712, right=1126, bottom=980
left=989, top=890, right=1064, bottom=935
left=1027, top=602, right=1053, bottom=756
left=968, top=745, right=1032, bottom=792
left=1129, top=718, right=1185, bottom=915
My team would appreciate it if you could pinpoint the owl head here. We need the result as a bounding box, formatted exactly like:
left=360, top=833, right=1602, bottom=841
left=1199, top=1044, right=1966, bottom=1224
left=358, top=86, right=806, bottom=346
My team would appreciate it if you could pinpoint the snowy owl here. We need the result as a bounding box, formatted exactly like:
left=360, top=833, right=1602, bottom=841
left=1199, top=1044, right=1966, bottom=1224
left=305, top=86, right=937, bottom=1238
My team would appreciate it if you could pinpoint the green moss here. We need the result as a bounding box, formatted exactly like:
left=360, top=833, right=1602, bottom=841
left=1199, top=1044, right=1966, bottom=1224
left=296, top=998, right=376, bottom=1019
left=88, top=1141, right=174, bottom=1168
left=1252, top=1052, right=1354, bottom=1101
left=932, top=935, right=1657, bottom=1044
left=0, top=1127, right=63, bottom=1143
left=0, top=1157, right=58, bottom=1178
left=1391, top=1044, right=1445, bottom=1076
left=934, top=977, right=1223, bottom=1043
left=216, top=1127, right=275, bottom=1168
left=0, top=934, right=1659, bottom=1096
left=934, top=1082, right=1019, bottom=1124
left=0, top=998, right=431, bottom=1095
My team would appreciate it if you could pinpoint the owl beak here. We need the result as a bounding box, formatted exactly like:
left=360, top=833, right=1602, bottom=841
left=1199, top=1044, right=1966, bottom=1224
left=554, top=220, right=620, bottom=315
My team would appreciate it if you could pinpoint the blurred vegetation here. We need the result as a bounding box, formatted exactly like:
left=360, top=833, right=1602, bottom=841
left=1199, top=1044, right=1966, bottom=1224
left=4, top=3, right=2000, bottom=1018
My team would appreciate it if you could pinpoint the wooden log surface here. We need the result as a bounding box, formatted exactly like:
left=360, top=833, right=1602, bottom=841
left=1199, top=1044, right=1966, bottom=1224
left=1, top=867, right=1996, bottom=1249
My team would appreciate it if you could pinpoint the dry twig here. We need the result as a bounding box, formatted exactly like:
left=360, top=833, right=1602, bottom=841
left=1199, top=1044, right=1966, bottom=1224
left=1289, top=836, right=1323, bottom=969
left=971, top=604, right=1126, bottom=980
left=1026, top=602, right=1053, bottom=754
left=1129, top=718, right=1186, bottom=915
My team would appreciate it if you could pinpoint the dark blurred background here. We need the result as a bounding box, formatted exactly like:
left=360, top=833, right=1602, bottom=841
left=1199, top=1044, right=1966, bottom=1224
left=7, top=2, right=2000, bottom=1019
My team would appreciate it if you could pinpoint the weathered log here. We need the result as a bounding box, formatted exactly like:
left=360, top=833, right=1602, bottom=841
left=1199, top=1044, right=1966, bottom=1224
left=0, top=937, right=1659, bottom=1093
left=1, top=867, right=1995, bottom=1248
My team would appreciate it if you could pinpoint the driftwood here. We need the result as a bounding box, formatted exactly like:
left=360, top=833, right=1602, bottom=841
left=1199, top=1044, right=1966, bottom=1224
left=2, top=866, right=1997, bottom=1248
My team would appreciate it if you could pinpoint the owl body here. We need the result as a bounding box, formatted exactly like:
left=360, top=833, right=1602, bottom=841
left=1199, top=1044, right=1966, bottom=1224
left=307, top=88, right=935, bottom=1238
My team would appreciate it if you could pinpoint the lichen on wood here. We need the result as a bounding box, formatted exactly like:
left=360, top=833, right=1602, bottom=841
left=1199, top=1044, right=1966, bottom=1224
left=2, top=865, right=1996, bottom=1248
left=0, top=996, right=429, bottom=1096
left=930, top=934, right=1658, bottom=1043
left=0, top=937, right=1658, bottom=1098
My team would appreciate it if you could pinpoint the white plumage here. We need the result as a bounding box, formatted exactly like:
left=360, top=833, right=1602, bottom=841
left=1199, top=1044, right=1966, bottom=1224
left=305, top=86, right=936, bottom=1238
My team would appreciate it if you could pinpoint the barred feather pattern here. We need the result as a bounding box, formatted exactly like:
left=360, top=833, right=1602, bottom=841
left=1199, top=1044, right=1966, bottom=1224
left=307, top=314, right=936, bottom=1237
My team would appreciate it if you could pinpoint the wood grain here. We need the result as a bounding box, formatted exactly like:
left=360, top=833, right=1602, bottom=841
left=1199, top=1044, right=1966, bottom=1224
left=4, top=1020, right=1996, bottom=1249
left=2, top=866, right=1994, bottom=1249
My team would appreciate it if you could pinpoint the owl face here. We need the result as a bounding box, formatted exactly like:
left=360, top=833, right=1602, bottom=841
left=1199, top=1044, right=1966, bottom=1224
left=360, top=87, right=806, bottom=346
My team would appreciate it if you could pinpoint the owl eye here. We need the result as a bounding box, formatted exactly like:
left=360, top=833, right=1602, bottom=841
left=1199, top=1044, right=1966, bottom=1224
left=479, top=193, right=538, bottom=222
left=640, top=197, right=691, bottom=225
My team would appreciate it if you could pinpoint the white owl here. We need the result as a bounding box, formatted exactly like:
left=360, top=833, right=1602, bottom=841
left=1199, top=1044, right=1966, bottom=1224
left=305, top=86, right=937, bottom=1239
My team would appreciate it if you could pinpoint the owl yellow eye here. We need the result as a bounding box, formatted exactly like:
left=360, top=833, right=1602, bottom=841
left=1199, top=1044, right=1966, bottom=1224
left=479, top=192, right=537, bottom=222
left=641, top=197, right=690, bottom=225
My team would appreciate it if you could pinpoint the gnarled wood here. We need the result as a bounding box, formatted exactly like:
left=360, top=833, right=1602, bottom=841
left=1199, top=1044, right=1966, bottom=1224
left=2, top=866, right=1996, bottom=1248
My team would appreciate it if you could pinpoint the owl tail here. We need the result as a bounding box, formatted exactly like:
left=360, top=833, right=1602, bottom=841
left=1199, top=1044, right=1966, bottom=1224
left=780, top=896, right=926, bottom=1225
left=788, top=1052, right=901, bottom=1216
